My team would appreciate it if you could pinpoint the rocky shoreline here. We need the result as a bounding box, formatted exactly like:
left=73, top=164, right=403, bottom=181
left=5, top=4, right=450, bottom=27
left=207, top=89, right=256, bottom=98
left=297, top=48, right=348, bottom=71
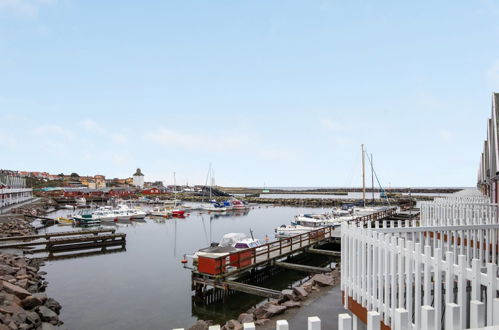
left=188, top=268, right=340, bottom=330
left=0, top=200, right=63, bottom=329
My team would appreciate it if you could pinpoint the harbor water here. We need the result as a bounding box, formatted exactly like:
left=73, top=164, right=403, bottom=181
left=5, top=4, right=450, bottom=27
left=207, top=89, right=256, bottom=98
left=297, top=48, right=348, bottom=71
left=39, top=205, right=334, bottom=330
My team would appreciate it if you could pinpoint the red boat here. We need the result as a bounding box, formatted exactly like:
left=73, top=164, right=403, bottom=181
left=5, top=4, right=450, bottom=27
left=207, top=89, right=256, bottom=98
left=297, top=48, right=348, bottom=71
left=171, top=209, right=186, bottom=217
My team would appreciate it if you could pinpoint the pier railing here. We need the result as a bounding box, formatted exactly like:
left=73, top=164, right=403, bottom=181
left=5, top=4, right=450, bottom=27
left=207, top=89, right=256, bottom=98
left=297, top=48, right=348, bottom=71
left=342, top=195, right=499, bottom=329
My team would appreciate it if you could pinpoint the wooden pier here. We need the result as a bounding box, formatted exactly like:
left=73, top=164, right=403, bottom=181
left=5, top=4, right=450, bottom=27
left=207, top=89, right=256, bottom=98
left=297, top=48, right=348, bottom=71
left=0, top=229, right=126, bottom=258
left=191, top=208, right=397, bottom=304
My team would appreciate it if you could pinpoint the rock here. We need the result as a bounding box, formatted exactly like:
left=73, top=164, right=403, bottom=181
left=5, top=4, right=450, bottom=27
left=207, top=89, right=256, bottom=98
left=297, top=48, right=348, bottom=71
left=44, top=298, right=61, bottom=314
left=0, top=266, right=16, bottom=276
left=254, top=304, right=287, bottom=319
left=2, top=282, right=31, bottom=299
left=32, top=294, right=47, bottom=304
left=301, top=280, right=314, bottom=293
left=15, top=280, right=28, bottom=290
left=237, top=313, right=254, bottom=324
left=188, top=320, right=212, bottom=330
left=26, top=312, right=41, bottom=328
left=311, top=274, right=334, bottom=286
left=254, top=319, right=270, bottom=326
left=224, top=320, right=242, bottom=330
left=281, top=300, right=301, bottom=308
left=36, top=306, right=58, bottom=325
left=40, top=323, right=57, bottom=330
left=20, top=296, right=42, bottom=310
left=281, top=289, right=298, bottom=301
left=293, top=286, right=309, bottom=299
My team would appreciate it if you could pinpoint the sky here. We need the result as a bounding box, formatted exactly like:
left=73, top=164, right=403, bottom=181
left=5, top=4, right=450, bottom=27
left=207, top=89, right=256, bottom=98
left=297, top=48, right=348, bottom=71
left=0, top=0, right=498, bottom=187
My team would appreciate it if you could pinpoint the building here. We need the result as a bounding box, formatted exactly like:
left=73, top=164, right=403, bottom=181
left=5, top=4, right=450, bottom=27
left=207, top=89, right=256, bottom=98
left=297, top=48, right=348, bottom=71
left=132, top=168, right=144, bottom=188
left=94, top=175, right=106, bottom=189
left=0, top=174, right=33, bottom=209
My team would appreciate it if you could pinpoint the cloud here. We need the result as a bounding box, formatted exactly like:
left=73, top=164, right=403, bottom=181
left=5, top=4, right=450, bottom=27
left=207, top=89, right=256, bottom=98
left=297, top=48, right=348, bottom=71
left=81, top=119, right=105, bottom=134
left=111, top=133, right=127, bottom=145
left=144, top=128, right=246, bottom=152
left=0, top=0, right=57, bottom=18
left=34, top=124, right=72, bottom=139
left=320, top=118, right=344, bottom=131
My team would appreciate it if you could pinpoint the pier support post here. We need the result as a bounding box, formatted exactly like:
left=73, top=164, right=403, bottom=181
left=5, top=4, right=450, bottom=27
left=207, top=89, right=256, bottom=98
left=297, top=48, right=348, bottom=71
left=395, top=308, right=408, bottom=330
left=367, top=311, right=380, bottom=330
left=445, top=303, right=461, bottom=330
left=470, top=300, right=485, bottom=328
left=338, top=313, right=352, bottom=330
left=242, top=322, right=255, bottom=330
left=308, top=316, right=321, bottom=330
left=276, top=320, right=289, bottom=330
left=421, top=306, right=435, bottom=330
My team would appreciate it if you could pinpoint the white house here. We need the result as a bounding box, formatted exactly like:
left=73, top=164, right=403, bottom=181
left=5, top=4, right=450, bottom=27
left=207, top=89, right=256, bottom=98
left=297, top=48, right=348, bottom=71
left=132, top=168, right=145, bottom=188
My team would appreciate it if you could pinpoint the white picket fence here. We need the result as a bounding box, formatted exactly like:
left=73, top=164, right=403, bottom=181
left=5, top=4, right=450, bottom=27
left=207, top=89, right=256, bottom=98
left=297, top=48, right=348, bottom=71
left=173, top=317, right=322, bottom=330
left=342, top=195, right=499, bottom=329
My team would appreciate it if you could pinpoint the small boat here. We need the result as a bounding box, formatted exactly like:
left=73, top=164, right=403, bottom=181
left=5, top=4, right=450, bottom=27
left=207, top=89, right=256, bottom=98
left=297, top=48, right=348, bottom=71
left=228, top=198, right=248, bottom=210
left=201, top=202, right=227, bottom=212
left=192, top=233, right=266, bottom=260
left=76, top=197, right=86, bottom=207
left=56, top=217, right=75, bottom=225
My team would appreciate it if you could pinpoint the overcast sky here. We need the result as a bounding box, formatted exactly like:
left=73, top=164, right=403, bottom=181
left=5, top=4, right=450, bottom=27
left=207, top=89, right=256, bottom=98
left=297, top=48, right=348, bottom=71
left=1, top=0, right=498, bottom=187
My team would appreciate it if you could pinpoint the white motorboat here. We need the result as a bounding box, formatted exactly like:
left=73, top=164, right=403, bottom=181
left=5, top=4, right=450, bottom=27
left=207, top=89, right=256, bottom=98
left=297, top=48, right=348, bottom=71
left=192, top=233, right=265, bottom=260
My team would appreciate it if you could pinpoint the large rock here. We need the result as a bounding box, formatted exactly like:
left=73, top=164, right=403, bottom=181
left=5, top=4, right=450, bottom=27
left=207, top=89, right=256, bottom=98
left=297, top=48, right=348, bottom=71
left=293, top=286, right=309, bottom=299
left=281, top=300, right=301, bottom=308
left=26, top=311, right=41, bottom=328
left=188, top=320, right=211, bottom=330
left=0, top=265, right=16, bottom=276
left=2, top=281, right=31, bottom=299
left=224, top=319, right=242, bottom=330
left=237, top=313, right=254, bottom=324
left=311, top=274, right=334, bottom=286
left=254, top=319, right=270, bottom=326
left=37, top=306, right=59, bottom=325
left=44, top=298, right=61, bottom=314
left=40, top=323, right=58, bottom=330
left=21, top=296, right=42, bottom=310
left=254, top=304, right=287, bottom=320
left=301, top=280, right=314, bottom=293
left=281, top=289, right=298, bottom=301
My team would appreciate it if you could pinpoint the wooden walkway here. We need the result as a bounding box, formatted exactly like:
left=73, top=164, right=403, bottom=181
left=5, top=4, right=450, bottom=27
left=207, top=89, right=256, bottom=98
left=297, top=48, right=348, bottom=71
left=0, top=229, right=125, bottom=258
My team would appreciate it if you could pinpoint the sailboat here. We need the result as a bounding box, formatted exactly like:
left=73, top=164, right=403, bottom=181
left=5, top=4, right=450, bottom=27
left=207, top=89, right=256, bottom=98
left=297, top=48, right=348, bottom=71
left=200, top=164, right=228, bottom=212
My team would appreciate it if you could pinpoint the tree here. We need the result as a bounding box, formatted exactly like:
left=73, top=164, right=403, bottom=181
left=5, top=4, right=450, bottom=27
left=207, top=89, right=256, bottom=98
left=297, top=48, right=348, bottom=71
left=70, top=173, right=79, bottom=178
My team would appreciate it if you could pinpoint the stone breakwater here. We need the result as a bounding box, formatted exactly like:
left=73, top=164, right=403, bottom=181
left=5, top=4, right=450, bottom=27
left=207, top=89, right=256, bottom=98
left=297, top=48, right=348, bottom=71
left=0, top=218, right=36, bottom=238
left=9, top=199, right=56, bottom=217
left=187, top=269, right=340, bottom=330
left=0, top=253, right=62, bottom=329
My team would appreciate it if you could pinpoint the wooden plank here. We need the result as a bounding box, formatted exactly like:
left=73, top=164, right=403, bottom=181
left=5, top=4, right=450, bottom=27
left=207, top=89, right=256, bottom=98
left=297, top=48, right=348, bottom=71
left=0, top=233, right=125, bottom=249
left=274, top=261, right=332, bottom=273
left=307, top=247, right=341, bottom=256
left=223, top=281, right=282, bottom=298
left=0, top=229, right=116, bottom=241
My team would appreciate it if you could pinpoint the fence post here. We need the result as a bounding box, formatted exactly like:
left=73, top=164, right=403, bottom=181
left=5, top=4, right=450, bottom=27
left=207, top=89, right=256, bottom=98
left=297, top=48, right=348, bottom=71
left=395, top=308, right=408, bottom=330
left=445, top=303, right=461, bottom=330
left=367, top=311, right=380, bottom=330
left=470, top=300, right=485, bottom=328
left=307, top=316, right=321, bottom=330
left=242, top=322, right=255, bottom=330
left=276, top=320, right=289, bottom=330
left=487, top=263, right=497, bottom=325
left=421, top=305, right=435, bottom=330
left=493, top=298, right=499, bottom=325
left=338, top=314, right=352, bottom=330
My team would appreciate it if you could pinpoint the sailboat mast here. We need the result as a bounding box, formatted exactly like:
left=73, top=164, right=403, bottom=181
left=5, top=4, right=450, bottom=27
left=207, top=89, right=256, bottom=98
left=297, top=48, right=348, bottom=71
left=361, top=144, right=366, bottom=207
left=173, top=171, right=177, bottom=203
left=371, top=153, right=374, bottom=204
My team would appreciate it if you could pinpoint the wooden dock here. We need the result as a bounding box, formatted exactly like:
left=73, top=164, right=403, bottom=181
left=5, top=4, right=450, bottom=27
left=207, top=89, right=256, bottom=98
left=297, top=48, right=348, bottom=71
left=0, top=229, right=126, bottom=258
left=191, top=208, right=397, bottom=304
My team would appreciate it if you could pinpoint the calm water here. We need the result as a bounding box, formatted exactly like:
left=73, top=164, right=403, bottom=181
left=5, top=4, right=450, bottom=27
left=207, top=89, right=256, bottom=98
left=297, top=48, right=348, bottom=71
left=39, top=205, right=331, bottom=330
